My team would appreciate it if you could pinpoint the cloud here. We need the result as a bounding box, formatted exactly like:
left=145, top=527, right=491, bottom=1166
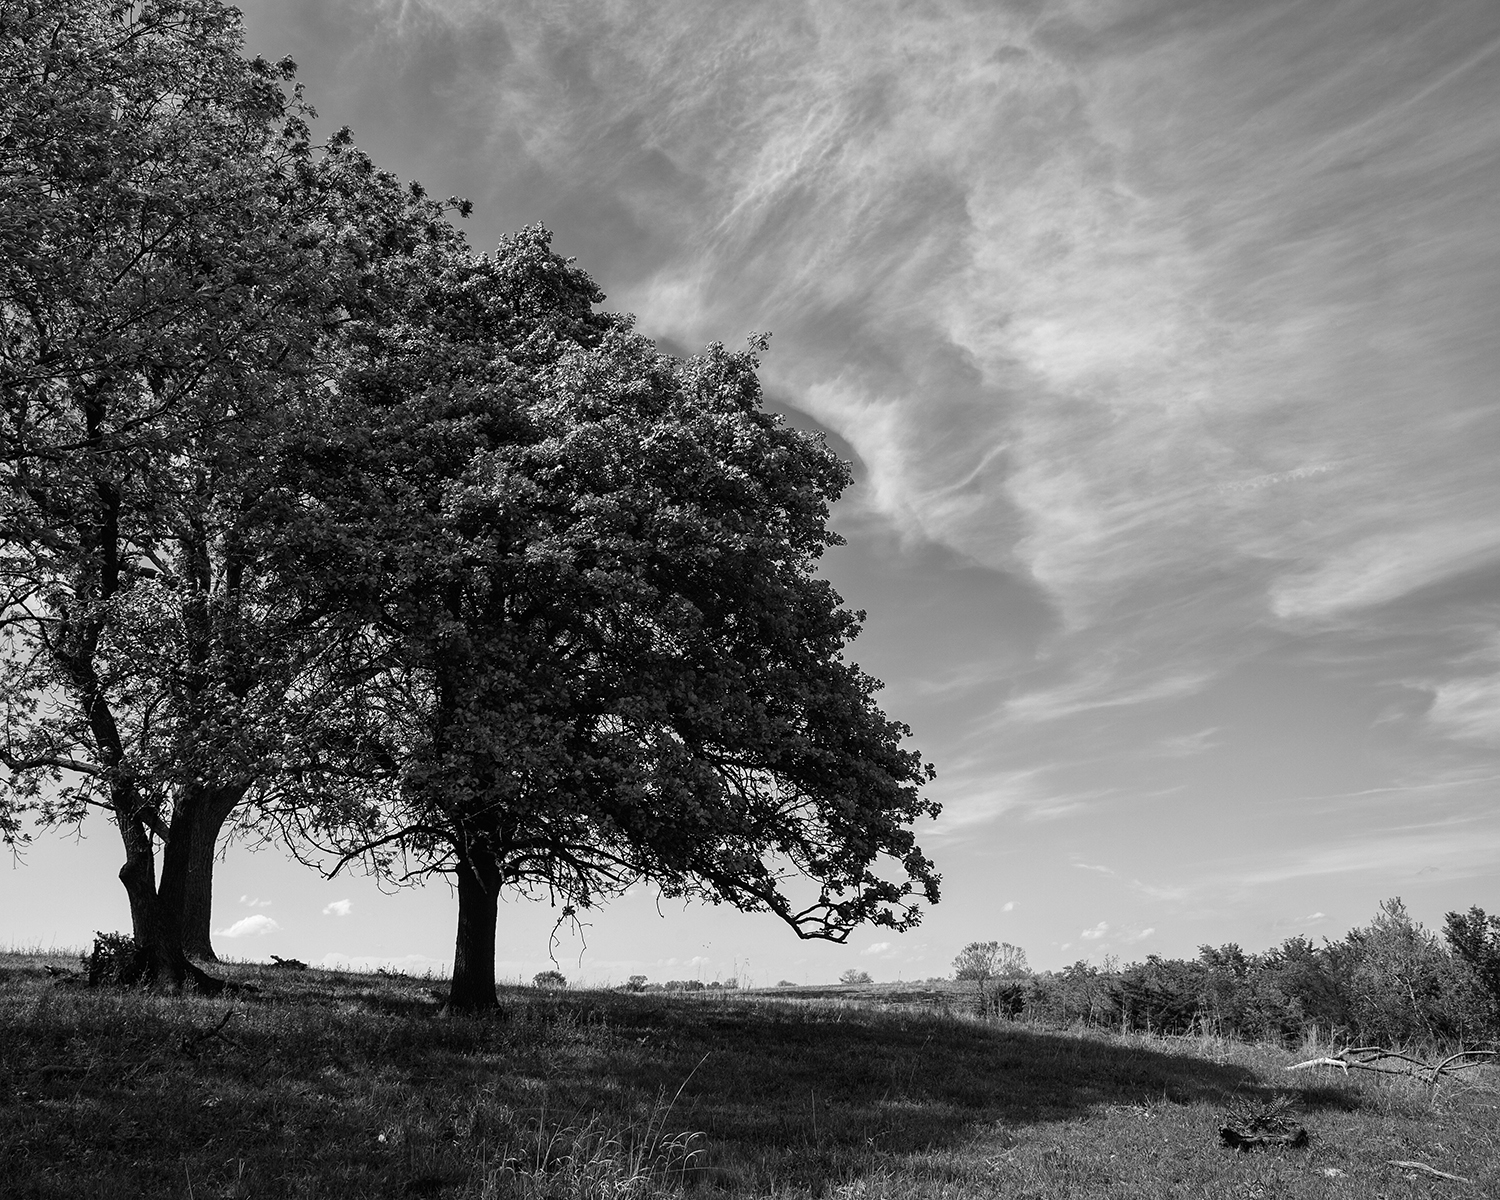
left=1426, top=672, right=1500, bottom=746
left=216, top=915, right=279, bottom=939
left=1080, top=922, right=1109, bottom=940
left=861, top=941, right=891, bottom=956
left=1270, top=523, right=1500, bottom=621
left=1150, top=728, right=1221, bottom=759
left=239, top=895, right=271, bottom=908
left=1073, top=862, right=1113, bottom=876
left=323, top=899, right=353, bottom=917
left=1002, top=901, right=1016, bottom=912
left=1123, top=928, right=1155, bottom=944
left=1274, top=912, right=1327, bottom=930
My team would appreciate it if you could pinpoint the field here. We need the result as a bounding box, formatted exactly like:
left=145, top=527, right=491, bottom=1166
left=1, top=950, right=1496, bottom=1198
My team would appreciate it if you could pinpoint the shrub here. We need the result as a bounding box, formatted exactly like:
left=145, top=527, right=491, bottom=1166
left=83, top=932, right=146, bottom=988
left=624, top=974, right=649, bottom=992
left=1445, top=907, right=1500, bottom=1011
left=839, top=969, right=872, bottom=986
left=533, top=969, right=568, bottom=990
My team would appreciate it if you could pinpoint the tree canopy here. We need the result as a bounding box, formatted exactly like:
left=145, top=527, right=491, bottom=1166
left=1, top=0, right=940, bottom=1007
left=0, top=0, right=465, bottom=983
left=268, top=226, right=941, bottom=1010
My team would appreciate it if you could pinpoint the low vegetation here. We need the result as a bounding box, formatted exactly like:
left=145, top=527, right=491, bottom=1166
left=3, top=943, right=1496, bottom=1198
left=968, top=900, right=1500, bottom=1047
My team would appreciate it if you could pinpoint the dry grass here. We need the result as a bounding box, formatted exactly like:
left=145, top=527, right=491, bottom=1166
left=1, top=950, right=1496, bottom=1198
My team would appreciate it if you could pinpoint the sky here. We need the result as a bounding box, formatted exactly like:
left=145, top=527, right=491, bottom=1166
left=5, top=0, right=1500, bottom=985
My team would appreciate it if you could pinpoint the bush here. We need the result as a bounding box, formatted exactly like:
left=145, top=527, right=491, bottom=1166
left=533, top=969, right=568, bottom=990
left=83, top=932, right=145, bottom=988
left=624, top=974, right=648, bottom=992
left=1445, top=906, right=1500, bottom=1014
left=1005, top=898, right=1499, bottom=1046
left=839, top=969, right=872, bottom=986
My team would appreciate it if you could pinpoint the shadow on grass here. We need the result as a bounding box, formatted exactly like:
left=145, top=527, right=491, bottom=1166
left=523, top=992, right=1358, bottom=1189
left=0, top=967, right=1370, bottom=1198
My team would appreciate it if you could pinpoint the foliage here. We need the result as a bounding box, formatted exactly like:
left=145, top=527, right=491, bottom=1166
left=0, top=0, right=465, bottom=979
left=532, top=969, right=567, bottom=990
left=268, top=225, right=940, bottom=1010
left=1445, top=906, right=1500, bottom=1013
left=625, top=974, right=649, bottom=992
left=1002, top=899, right=1499, bottom=1045
left=953, top=940, right=1028, bottom=983
left=840, top=968, right=873, bottom=985
left=81, top=931, right=143, bottom=988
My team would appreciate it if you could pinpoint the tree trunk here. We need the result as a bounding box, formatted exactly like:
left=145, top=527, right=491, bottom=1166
left=116, top=813, right=158, bottom=948
left=181, top=785, right=246, bottom=961
left=153, top=800, right=223, bottom=994
left=448, top=851, right=502, bottom=1012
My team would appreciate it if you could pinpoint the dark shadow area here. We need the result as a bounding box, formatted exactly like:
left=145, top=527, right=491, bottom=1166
left=523, top=991, right=1364, bottom=1190
left=1, top=965, right=1380, bottom=1198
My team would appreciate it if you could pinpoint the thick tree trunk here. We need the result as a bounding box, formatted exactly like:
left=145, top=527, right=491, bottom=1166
left=448, top=851, right=502, bottom=1012
left=181, top=786, right=245, bottom=961
left=116, top=813, right=159, bottom=949
left=109, top=785, right=223, bottom=994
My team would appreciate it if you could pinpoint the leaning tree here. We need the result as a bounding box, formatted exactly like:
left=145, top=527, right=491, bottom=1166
left=268, top=225, right=942, bottom=1011
left=0, top=0, right=465, bottom=981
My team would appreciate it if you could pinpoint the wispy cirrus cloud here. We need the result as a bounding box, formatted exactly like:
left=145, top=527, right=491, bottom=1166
left=232, top=0, right=1500, bottom=968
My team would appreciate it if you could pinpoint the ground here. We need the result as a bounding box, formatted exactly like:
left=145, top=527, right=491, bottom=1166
left=1, top=951, right=1495, bottom=1198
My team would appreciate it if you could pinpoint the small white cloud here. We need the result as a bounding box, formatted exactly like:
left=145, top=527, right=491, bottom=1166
left=216, top=915, right=279, bottom=939
left=239, top=895, right=272, bottom=908
left=1274, top=911, right=1327, bottom=929
left=1073, top=862, right=1113, bottom=875
left=1002, top=901, right=1016, bottom=912
left=1124, top=927, right=1155, bottom=943
left=1080, top=921, right=1109, bottom=940
left=861, top=941, right=891, bottom=956
left=323, top=899, right=353, bottom=917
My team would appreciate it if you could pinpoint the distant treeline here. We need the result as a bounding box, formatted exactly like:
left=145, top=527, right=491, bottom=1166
left=984, top=900, right=1500, bottom=1046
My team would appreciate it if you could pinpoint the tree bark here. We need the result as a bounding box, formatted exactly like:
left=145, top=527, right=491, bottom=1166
left=180, top=785, right=246, bottom=961
left=151, top=800, right=224, bottom=994
left=116, top=810, right=159, bottom=950
left=448, top=850, right=502, bottom=1012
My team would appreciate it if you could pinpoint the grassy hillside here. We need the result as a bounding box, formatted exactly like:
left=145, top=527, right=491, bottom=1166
left=2, top=950, right=1495, bottom=1198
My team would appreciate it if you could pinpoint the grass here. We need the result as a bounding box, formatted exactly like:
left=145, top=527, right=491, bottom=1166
left=1, top=950, right=1496, bottom=1198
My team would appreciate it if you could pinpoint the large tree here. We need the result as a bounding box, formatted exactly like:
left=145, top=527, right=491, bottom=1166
left=271, top=226, right=941, bottom=1011
left=0, top=0, right=463, bottom=980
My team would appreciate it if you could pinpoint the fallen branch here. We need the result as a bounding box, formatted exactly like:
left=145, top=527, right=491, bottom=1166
left=179, top=1009, right=241, bottom=1057
left=1388, top=1160, right=1472, bottom=1184
left=1288, top=1046, right=1496, bottom=1084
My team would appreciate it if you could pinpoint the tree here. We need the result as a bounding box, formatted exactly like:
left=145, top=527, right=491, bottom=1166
left=0, top=0, right=465, bottom=980
left=839, top=969, right=873, bottom=986
left=1444, top=906, right=1500, bottom=1012
left=269, top=226, right=941, bottom=1012
left=953, top=940, right=1027, bottom=983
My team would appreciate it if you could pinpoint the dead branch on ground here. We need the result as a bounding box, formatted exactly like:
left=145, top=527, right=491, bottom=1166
left=1388, top=1160, right=1473, bottom=1184
left=1287, top=1045, right=1496, bottom=1084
